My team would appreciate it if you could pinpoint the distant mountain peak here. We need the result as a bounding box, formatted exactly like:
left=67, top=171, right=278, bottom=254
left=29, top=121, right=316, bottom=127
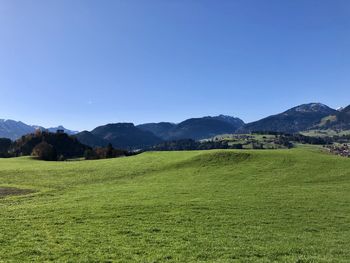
left=217, top=114, right=236, bottom=118
left=47, top=126, right=79, bottom=135
left=105, top=122, right=135, bottom=127
left=290, top=103, right=332, bottom=113
left=0, top=118, right=79, bottom=140
left=84, top=122, right=162, bottom=149
left=240, top=103, right=337, bottom=134
left=211, top=115, right=245, bottom=125
left=137, top=115, right=244, bottom=141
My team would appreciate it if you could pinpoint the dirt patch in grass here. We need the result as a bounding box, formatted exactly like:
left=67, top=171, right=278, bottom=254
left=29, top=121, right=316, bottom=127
left=0, top=187, right=35, bottom=198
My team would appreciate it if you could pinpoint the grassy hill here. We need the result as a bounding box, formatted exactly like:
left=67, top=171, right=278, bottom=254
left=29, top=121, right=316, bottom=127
left=0, top=148, right=350, bottom=262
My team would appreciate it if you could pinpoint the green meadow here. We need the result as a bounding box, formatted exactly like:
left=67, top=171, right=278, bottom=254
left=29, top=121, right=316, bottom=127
left=0, top=148, right=350, bottom=262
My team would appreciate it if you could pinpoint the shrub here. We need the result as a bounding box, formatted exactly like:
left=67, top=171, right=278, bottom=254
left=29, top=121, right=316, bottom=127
left=84, top=144, right=127, bottom=160
left=0, top=138, right=13, bottom=157
left=231, top=143, right=243, bottom=149
left=84, top=149, right=97, bottom=160
left=57, top=155, right=66, bottom=161
left=31, top=141, right=57, bottom=161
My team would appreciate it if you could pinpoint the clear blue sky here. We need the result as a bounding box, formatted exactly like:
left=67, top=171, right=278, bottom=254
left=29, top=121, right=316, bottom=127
left=0, top=0, right=349, bottom=130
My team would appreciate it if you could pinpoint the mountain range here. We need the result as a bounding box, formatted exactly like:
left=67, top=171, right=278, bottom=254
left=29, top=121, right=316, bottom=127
left=76, top=123, right=162, bottom=150
left=1, top=103, right=349, bottom=149
left=74, top=115, right=245, bottom=150
left=0, top=120, right=78, bottom=141
left=75, top=103, right=349, bottom=149
left=137, top=115, right=244, bottom=140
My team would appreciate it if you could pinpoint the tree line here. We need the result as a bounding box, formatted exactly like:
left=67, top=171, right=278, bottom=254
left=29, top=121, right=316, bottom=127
left=0, top=131, right=129, bottom=161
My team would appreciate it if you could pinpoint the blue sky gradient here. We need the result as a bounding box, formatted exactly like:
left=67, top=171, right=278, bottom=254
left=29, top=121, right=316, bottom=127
left=0, top=0, right=349, bottom=130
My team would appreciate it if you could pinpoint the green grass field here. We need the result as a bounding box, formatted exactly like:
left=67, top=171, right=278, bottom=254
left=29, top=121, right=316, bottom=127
left=1, top=148, right=350, bottom=262
left=301, top=129, right=350, bottom=137
left=204, top=133, right=288, bottom=149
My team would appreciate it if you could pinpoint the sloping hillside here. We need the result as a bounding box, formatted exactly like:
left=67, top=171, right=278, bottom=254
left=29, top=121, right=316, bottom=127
left=90, top=123, right=163, bottom=149
left=240, top=103, right=337, bottom=133
left=137, top=122, right=176, bottom=140
left=314, top=105, right=350, bottom=130
left=167, top=117, right=242, bottom=140
left=137, top=115, right=244, bottom=140
left=138, top=115, right=244, bottom=140
left=74, top=131, right=109, bottom=148
left=0, top=119, right=35, bottom=140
